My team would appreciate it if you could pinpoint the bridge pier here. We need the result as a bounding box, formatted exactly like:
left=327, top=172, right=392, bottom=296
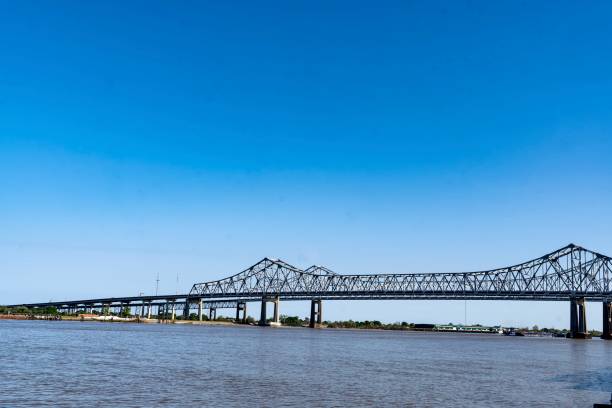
left=158, top=304, right=165, bottom=322
left=259, top=299, right=267, bottom=326
left=569, top=297, right=590, bottom=339
left=209, top=307, right=216, bottom=321
left=235, top=302, right=247, bottom=324
left=272, top=296, right=280, bottom=325
left=570, top=298, right=577, bottom=334
left=258, top=297, right=280, bottom=326
left=147, top=302, right=152, bottom=319
left=603, top=299, right=612, bottom=340
left=171, top=302, right=176, bottom=321
left=309, top=299, right=322, bottom=328
left=182, top=301, right=190, bottom=319
left=198, top=299, right=203, bottom=321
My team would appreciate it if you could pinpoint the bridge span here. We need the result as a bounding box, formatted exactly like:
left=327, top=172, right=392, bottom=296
left=7, top=244, right=612, bottom=339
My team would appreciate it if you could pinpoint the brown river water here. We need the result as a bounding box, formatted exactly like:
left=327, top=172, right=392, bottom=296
left=0, top=320, right=610, bottom=407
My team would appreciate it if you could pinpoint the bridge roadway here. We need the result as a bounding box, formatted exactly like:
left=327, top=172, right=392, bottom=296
left=6, top=244, right=612, bottom=339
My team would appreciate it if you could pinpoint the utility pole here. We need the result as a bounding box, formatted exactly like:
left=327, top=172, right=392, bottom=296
left=155, top=273, right=160, bottom=297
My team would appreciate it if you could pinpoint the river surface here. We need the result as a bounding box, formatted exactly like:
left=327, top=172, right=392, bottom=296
left=0, top=320, right=610, bottom=407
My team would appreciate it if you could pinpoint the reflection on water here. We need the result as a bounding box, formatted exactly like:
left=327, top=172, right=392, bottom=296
left=0, top=321, right=610, bottom=407
left=553, top=370, right=612, bottom=392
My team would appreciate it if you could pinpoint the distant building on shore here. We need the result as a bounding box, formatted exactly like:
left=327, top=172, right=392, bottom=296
left=434, top=324, right=504, bottom=334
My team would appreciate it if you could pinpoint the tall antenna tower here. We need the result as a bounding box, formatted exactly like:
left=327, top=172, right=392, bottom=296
left=155, top=272, right=160, bottom=296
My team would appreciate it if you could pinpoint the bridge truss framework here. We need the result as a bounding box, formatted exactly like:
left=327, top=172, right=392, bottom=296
left=8, top=244, right=612, bottom=339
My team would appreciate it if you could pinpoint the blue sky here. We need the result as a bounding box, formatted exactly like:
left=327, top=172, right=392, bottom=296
left=1, top=1, right=612, bottom=328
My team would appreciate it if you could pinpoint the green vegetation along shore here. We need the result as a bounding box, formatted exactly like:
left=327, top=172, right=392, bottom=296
left=0, top=307, right=603, bottom=337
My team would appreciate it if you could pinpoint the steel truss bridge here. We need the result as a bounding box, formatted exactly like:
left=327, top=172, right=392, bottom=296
left=7, top=244, right=612, bottom=339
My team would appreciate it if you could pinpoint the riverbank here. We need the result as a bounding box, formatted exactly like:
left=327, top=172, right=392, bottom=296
left=0, top=314, right=29, bottom=320
left=1, top=313, right=603, bottom=337
left=0, top=313, right=241, bottom=326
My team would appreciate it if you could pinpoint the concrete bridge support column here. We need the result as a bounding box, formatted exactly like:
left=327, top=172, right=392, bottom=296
left=603, top=300, right=612, bottom=340
left=309, top=300, right=322, bottom=328
left=569, top=297, right=590, bottom=339
left=209, top=308, right=216, bottom=321
left=171, top=303, right=176, bottom=321
left=235, top=302, right=247, bottom=323
left=272, top=296, right=280, bottom=325
left=577, top=298, right=586, bottom=334
left=182, top=302, right=190, bottom=319
left=570, top=297, right=578, bottom=335
left=158, top=304, right=164, bottom=322
left=259, top=298, right=267, bottom=326
left=258, top=298, right=279, bottom=326
left=198, top=299, right=203, bottom=321
left=147, top=302, right=152, bottom=319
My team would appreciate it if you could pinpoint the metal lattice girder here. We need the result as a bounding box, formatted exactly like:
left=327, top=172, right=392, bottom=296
left=8, top=244, right=612, bottom=310
left=189, top=244, right=612, bottom=300
left=187, top=300, right=246, bottom=309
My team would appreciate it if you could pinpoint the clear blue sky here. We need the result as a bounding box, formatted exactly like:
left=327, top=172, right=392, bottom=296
left=2, top=1, right=612, bottom=329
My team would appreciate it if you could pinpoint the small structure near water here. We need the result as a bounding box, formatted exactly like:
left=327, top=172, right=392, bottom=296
left=435, top=324, right=504, bottom=334
left=411, top=323, right=504, bottom=334
left=594, top=393, right=612, bottom=407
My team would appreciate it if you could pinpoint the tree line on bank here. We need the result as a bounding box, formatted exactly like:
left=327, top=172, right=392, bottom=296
left=0, top=305, right=255, bottom=322
left=0, top=306, right=58, bottom=315
left=279, top=315, right=413, bottom=329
